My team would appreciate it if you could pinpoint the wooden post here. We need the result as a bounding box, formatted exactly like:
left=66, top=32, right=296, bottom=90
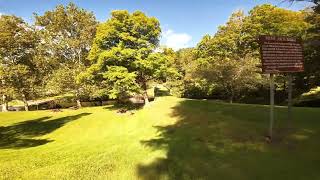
left=269, top=74, right=275, bottom=139
left=288, top=74, right=293, bottom=128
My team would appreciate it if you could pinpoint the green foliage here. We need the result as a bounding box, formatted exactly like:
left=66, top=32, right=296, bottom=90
left=88, top=10, right=160, bottom=60
left=196, top=11, right=249, bottom=59
left=295, top=86, right=320, bottom=106
left=145, top=51, right=180, bottom=82
left=1, top=3, right=320, bottom=107
left=2, top=65, right=37, bottom=98
left=102, top=66, right=139, bottom=99
left=183, top=10, right=262, bottom=101
left=34, top=3, right=97, bottom=65
left=82, top=10, right=175, bottom=101
left=297, top=5, right=320, bottom=91
left=243, top=4, right=310, bottom=54
left=46, top=65, right=94, bottom=99
left=277, top=1, right=320, bottom=95
left=196, top=5, right=309, bottom=59
left=186, top=4, right=310, bottom=102
left=194, top=56, right=263, bottom=102
left=0, top=15, right=40, bottom=107
left=182, top=79, right=217, bottom=98
left=302, top=86, right=320, bottom=98
left=34, top=3, right=98, bottom=105
left=174, top=48, right=195, bottom=76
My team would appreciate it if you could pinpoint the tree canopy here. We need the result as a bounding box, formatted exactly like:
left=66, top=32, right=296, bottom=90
left=0, top=15, right=39, bottom=111
left=80, top=10, right=175, bottom=103
left=34, top=3, right=98, bottom=107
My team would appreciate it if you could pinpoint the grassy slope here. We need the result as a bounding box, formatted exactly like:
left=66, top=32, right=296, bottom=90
left=0, top=97, right=320, bottom=179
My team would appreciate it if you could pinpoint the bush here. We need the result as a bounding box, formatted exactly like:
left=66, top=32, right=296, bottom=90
left=294, top=87, right=320, bottom=107
left=167, top=79, right=218, bottom=99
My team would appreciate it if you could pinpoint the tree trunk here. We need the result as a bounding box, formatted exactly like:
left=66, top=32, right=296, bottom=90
left=142, top=81, right=149, bottom=106
left=75, top=90, right=82, bottom=108
left=2, top=94, right=8, bottom=112
left=230, top=91, right=234, bottom=104
left=143, top=91, right=149, bottom=105
left=22, top=94, right=29, bottom=111
left=76, top=99, right=82, bottom=108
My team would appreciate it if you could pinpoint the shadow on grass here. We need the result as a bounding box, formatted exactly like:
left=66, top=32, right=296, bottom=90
left=137, top=99, right=320, bottom=180
left=0, top=113, right=91, bottom=149
left=155, top=88, right=171, bottom=97
left=103, top=103, right=144, bottom=111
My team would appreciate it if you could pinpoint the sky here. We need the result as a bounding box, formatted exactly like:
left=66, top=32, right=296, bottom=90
left=0, top=0, right=313, bottom=50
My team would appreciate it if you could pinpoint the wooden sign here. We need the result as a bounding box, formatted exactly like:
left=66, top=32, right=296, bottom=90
left=259, top=35, right=304, bottom=73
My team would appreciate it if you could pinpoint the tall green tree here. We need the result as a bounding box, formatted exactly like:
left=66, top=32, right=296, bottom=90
left=174, top=48, right=195, bottom=77
left=243, top=4, right=309, bottom=54
left=194, top=56, right=262, bottom=103
left=0, top=15, right=39, bottom=111
left=81, top=10, right=165, bottom=104
left=191, top=11, right=264, bottom=102
left=35, top=3, right=97, bottom=107
left=299, top=9, right=320, bottom=91
left=197, top=11, right=249, bottom=59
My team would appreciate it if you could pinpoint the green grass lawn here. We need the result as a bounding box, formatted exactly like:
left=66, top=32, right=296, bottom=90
left=1, top=97, right=320, bottom=179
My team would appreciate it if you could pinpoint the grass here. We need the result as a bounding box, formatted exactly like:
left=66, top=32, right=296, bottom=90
left=0, top=97, right=320, bottom=179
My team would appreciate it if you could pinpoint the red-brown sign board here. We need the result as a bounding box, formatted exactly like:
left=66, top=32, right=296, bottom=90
left=259, top=35, right=304, bottom=74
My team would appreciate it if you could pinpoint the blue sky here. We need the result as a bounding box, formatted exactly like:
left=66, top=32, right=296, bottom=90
left=0, top=0, right=313, bottom=50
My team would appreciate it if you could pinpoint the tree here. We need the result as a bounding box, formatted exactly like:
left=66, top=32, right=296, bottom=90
left=34, top=3, right=97, bottom=107
left=303, top=0, right=320, bottom=85
left=81, top=10, right=165, bottom=104
left=300, top=9, right=320, bottom=91
left=201, top=11, right=249, bottom=59
left=45, top=65, right=93, bottom=107
left=174, top=48, right=195, bottom=77
left=243, top=4, right=309, bottom=53
left=195, top=56, right=262, bottom=103
left=190, top=10, right=264, bottom=102
left=0, top=15, right=39, bottom=111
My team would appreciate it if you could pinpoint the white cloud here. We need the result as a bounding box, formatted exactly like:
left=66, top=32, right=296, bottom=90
left=161, top=29, right=192, bottom=51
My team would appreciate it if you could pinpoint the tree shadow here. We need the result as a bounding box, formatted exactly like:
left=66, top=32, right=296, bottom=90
left=0, top=113, right=91, bottom=149
left=103, top=103, right=144, bottom=112
left=137, top=99, right=320, bottom=179
left=154, top=87, right=171, bottom=97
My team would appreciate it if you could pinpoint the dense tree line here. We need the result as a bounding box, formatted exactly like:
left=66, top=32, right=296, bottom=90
left=0, top=3, right=177, bottom=111
left=169, top=3, right=320, bottom=104
left=0, top=2, right=319, bottom=111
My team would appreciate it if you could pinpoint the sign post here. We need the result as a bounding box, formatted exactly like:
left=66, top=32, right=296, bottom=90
left=259, top=35, right=304, bottom=140
left=287, top=74, right=293, bottom=128
left=269, top=74, right=275, bottom=139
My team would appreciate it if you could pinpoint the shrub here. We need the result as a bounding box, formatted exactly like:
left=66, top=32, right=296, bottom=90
left=294, top=87, right=320, bottom=107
